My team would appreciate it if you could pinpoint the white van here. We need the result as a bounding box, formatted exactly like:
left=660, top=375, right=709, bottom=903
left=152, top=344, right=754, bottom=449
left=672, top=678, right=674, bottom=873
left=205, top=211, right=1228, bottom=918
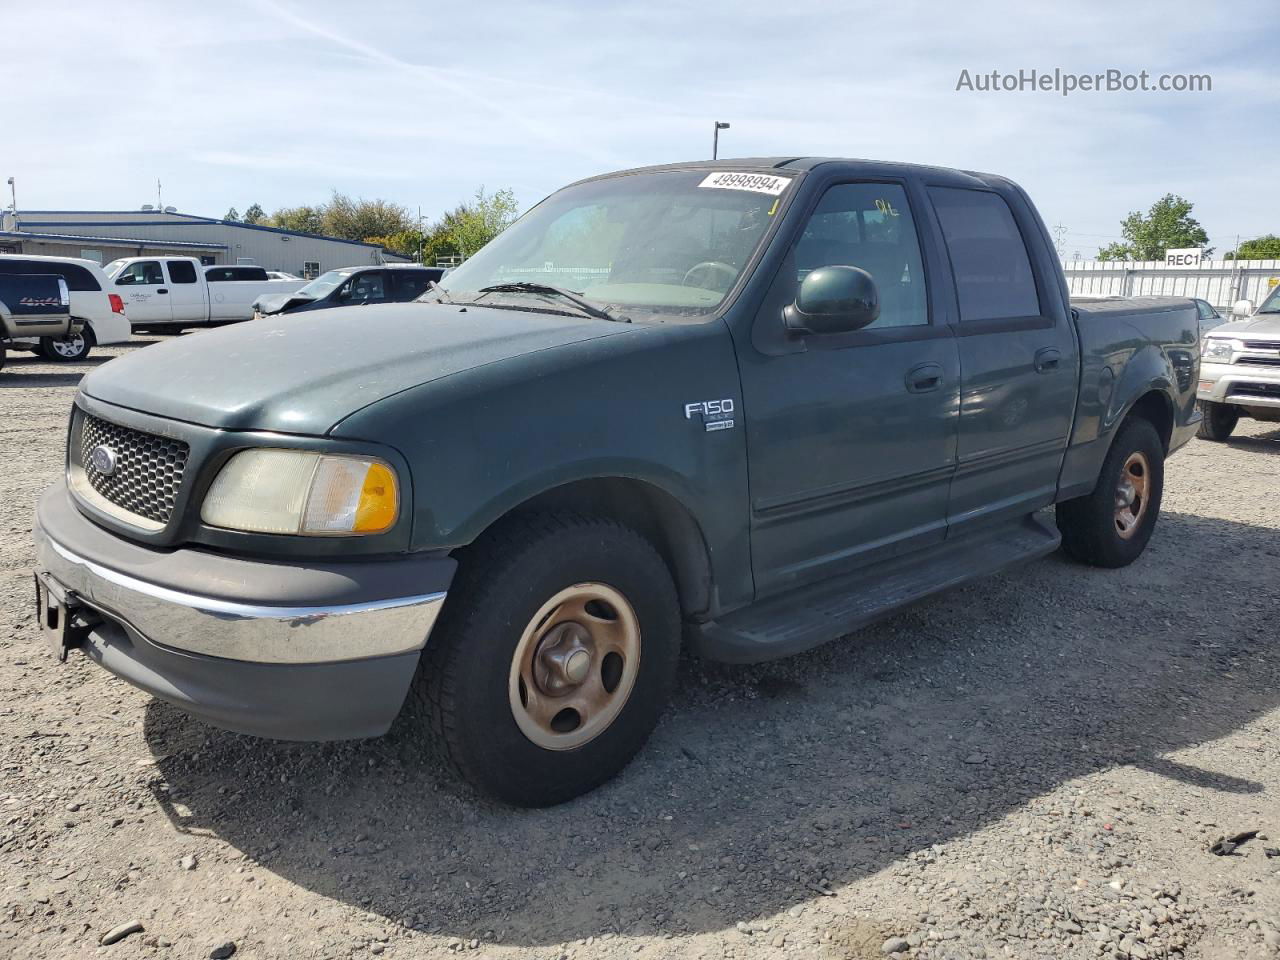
left=103, top=257, right=306, bottom=328
left=0, top=254, right=131, bottom=361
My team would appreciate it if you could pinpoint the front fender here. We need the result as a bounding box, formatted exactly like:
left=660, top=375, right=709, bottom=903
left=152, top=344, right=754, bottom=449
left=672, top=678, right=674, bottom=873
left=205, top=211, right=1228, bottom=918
left=331, top=319, right=756, bottom=610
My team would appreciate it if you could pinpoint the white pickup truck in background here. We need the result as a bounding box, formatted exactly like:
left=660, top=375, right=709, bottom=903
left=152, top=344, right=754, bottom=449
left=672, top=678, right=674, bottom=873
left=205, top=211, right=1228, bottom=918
left=103, top=257, right=306, bottom=329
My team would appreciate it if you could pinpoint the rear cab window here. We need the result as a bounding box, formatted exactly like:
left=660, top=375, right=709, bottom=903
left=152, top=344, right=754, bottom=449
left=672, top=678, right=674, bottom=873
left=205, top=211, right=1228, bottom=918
left=928, top=187, right=1041, bottom=322
left=206, top=266, right=269, bottom=282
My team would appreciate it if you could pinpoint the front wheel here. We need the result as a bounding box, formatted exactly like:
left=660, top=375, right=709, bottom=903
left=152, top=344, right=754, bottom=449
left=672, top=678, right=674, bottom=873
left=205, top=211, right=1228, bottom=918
left=410, top=513, right=681, bottom=806
left=1196, top=400, right=1238, bottom=441
left=39, top=327, right=95, bottom=362
left=1057, top=417, right=1165, bottom=568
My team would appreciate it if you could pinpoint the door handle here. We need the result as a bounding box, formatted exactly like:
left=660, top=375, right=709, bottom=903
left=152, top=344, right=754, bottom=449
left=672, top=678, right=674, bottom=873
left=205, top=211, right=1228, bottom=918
left=156, top=288, right=168, bottom=295
left=905, top=362, right=944, bottom=393
left=1034, top=347, right=1061, bottom=373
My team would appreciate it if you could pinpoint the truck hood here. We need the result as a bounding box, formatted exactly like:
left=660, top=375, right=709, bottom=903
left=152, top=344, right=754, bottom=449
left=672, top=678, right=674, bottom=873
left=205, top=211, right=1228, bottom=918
left=251, top=292, right=309, bottom=315
left=1205, top=313, right=1280, bottom=339
left=81, top=302, right=633, bottom=434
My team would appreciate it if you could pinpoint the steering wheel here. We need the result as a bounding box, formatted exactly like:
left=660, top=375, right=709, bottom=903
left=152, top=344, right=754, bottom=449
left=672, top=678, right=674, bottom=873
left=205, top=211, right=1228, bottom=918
left=682, top=261, right=737, bottom=291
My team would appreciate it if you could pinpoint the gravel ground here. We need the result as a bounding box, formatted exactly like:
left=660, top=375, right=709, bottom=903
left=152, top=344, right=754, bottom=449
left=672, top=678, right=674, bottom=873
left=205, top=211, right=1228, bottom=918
left=2, top=338, right=1279, bottom=960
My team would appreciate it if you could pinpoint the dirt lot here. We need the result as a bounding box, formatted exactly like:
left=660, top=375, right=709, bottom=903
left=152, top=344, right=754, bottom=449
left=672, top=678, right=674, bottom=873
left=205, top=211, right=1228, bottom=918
left=2, top=339, right=1279, bottom=960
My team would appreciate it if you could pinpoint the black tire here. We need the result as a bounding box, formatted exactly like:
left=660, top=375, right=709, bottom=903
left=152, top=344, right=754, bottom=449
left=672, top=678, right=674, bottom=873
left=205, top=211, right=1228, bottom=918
left=39, top=327, right=95, bottom=362
left=1057, top=417, right=1165, bottom=568
left=0, top=343, right=6, bottom=372
left=410, top=512, right=681, bottom=806
left=1196, top=400, right=1238, bottom=441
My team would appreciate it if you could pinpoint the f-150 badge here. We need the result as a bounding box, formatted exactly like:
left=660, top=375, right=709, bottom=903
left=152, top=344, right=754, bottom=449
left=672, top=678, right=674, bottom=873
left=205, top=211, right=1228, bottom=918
left=684, top=398, right=736, bottom=432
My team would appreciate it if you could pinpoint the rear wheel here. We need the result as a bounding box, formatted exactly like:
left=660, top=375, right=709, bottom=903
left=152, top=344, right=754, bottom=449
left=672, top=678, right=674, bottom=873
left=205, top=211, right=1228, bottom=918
left=0, top=343, right=6, bottom=372
left=1196, top=400, right=1238, bottom=441
left=1057, top=417, right=1165, bottom=568
left=410, top=512, right=680, bottom=806
left=39, top=327, right=94, bottom=362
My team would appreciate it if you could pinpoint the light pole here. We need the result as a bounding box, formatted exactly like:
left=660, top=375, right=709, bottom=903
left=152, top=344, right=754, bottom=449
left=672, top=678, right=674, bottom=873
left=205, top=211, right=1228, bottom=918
left=712, top=121, right=730, bottom=160
left=6, top=177, right=14, bottom=213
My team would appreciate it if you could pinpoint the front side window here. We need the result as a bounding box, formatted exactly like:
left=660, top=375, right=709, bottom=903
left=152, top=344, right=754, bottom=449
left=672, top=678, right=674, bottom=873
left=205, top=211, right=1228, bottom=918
left=781, top=182, right=929, bottom=328
left=1259, top=286, right=1280, bottom=314
left=114, top=261, right=164, bottom=285
left=437, top=169, right=791, bottom=322
left=339, top=272, right=386, bottom=302
left=929, top=187, right=1041, bottom=322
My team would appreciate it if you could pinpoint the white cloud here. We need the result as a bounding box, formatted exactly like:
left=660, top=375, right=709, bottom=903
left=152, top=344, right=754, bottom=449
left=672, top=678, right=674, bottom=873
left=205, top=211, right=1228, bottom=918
left=0, top=0, right=1274, bottom=251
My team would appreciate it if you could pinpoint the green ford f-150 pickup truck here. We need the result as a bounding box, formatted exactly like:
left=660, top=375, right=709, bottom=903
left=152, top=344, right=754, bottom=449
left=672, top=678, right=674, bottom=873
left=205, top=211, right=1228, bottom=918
left=33, top=158, right=1200, bottom=805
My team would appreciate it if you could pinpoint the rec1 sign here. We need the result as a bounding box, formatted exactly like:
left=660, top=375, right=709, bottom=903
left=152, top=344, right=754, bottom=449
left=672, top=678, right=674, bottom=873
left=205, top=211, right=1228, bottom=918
left=1165, top=247, right=1203, bottom=267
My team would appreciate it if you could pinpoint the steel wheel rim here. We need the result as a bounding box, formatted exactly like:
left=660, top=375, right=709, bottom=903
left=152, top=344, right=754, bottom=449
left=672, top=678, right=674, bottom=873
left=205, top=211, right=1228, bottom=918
left=52, top=334, right=85, bottom=358
left=508, top=582, right=641, bottom=751
left=1114, top=450, right=1150, bottom=540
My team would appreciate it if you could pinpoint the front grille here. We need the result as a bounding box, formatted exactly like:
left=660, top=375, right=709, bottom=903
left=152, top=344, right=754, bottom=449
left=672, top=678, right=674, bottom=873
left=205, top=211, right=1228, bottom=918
left=1241, top=340, right=1280, bottom=350
left=1238, top=355, right=1280, bottom=366
left=1230, top=381, right=1280, bottom=399
left=78, top=414, right=190, bottom=525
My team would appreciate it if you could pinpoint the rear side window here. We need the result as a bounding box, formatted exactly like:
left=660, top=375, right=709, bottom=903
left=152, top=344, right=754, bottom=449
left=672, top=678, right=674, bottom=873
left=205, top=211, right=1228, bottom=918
left=167, top=260, right=198, bottom=284
left=0, top=258, right=101, bottom=291
left=929, top=187, right=1041, bottom=321
left=389, top=270, right=432, bottom=300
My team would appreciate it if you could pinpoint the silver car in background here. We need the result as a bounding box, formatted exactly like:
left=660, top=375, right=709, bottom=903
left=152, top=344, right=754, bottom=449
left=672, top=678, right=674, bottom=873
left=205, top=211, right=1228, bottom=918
left=1196, top=288, right=1280, bottom=440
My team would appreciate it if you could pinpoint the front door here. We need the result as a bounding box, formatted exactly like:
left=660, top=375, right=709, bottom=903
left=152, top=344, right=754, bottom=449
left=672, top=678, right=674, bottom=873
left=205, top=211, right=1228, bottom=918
left=925, top=186, right=1079, bottom=531
left=112, top=260, right=171, bottom=324
left=736, top=181, right=961, bottom=597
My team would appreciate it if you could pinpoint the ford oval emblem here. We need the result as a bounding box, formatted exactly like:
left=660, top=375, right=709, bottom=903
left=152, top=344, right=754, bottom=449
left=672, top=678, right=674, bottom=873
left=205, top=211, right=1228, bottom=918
left=89, top=445, right=119, bottom=476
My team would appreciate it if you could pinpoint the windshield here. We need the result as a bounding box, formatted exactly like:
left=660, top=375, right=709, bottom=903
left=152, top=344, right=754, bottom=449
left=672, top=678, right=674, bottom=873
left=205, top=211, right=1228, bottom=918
left=103, top=259, right=126, bottom=279
left=294, top=269, right=357, bottom=299
left=435, top=169, right=793, bottom=322
left=1259, top=285, right=1280, bottom=313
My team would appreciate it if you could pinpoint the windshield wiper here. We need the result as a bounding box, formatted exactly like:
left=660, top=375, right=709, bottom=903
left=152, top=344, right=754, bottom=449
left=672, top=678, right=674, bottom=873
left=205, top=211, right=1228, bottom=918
left=476, top=282, right=628, bottom=323
left=423, top=280, right=456, bottom=305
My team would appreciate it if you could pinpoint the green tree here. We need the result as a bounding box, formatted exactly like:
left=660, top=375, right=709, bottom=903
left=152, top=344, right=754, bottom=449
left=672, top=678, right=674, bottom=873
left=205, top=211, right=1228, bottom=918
left=223, top=206, right=240, bottom=222
left=269, top=205, right=324, bottom=235
left=321, top=192, right=415, bottom=242
left=1225, top=235, right=1280, bottom=260
left=1096, top=194, right=1211, bottom=261
left=242, top=203, right=266, bottom=225
left=444, top=187, right=520, bottom=258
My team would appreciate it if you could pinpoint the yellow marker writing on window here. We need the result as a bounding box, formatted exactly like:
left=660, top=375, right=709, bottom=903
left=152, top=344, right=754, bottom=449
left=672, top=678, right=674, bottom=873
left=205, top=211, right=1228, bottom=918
left=875, top=198, right=900, bottom=217
left=767, top=198, right=780, bottom=216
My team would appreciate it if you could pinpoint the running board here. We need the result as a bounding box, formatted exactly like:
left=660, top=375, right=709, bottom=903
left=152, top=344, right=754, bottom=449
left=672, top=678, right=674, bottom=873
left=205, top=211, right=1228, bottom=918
left=690, top=513, right=1061, bottom=664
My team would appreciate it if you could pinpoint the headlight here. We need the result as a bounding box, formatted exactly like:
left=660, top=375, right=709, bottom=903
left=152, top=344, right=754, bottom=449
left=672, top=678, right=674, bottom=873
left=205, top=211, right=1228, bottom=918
left=201, top=449, right=399, bottom=535
left=1202, top=338, right=1234, bottom=363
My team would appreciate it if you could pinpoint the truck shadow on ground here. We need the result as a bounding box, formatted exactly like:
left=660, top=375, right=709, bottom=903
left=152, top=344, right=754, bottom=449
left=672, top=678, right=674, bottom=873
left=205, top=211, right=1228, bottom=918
left=144, top=510, right=1278, bottom=947
left=1222, top=427, right=1280, bottom=454
left=0, top=340, right=160, bottom=389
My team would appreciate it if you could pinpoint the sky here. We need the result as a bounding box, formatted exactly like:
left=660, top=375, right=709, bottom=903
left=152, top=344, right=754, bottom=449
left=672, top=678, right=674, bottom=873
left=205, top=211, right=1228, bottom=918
left=3, top=0, right=1277, bottom=258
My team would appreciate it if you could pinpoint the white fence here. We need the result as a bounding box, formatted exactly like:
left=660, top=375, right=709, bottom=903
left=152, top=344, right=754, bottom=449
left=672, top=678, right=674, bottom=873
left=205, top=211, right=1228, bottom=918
left=1062, top=259, right=1280, bottom=312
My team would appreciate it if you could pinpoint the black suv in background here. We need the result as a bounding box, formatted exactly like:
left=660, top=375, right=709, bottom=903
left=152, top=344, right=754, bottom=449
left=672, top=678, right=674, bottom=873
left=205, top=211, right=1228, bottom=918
left=252, top=264, right=445, bottom=319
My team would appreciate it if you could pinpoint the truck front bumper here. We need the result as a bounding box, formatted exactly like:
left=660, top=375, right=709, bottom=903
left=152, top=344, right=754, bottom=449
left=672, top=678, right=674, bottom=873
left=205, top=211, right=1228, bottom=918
left=1198, top=361, right=1280, bottom=409
left=32, top=483, right=455, bottom=740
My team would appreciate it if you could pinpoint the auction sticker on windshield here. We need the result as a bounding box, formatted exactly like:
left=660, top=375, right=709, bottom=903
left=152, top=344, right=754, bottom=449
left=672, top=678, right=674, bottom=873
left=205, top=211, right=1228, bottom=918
left=698, top=172, right=793, bottom=196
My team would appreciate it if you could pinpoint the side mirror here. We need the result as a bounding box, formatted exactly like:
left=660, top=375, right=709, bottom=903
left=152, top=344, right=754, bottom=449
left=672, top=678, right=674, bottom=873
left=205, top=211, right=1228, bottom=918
left=1232, top=299, right=1255, bottom=319
left=783, top=265, right=879, bottom=336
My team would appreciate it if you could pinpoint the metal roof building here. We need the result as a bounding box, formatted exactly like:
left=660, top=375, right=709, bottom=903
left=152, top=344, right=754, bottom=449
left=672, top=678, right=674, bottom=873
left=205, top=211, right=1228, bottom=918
left=0, top=209, right=411, bottom=278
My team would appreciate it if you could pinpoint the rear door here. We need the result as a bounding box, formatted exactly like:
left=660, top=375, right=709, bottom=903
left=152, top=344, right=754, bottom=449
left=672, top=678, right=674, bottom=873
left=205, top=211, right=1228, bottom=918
left=164, top=260, right=206, bottom=323
left=112, top=260, right=172, bottom=324
left=924, top=185, right=1079, bottom=532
